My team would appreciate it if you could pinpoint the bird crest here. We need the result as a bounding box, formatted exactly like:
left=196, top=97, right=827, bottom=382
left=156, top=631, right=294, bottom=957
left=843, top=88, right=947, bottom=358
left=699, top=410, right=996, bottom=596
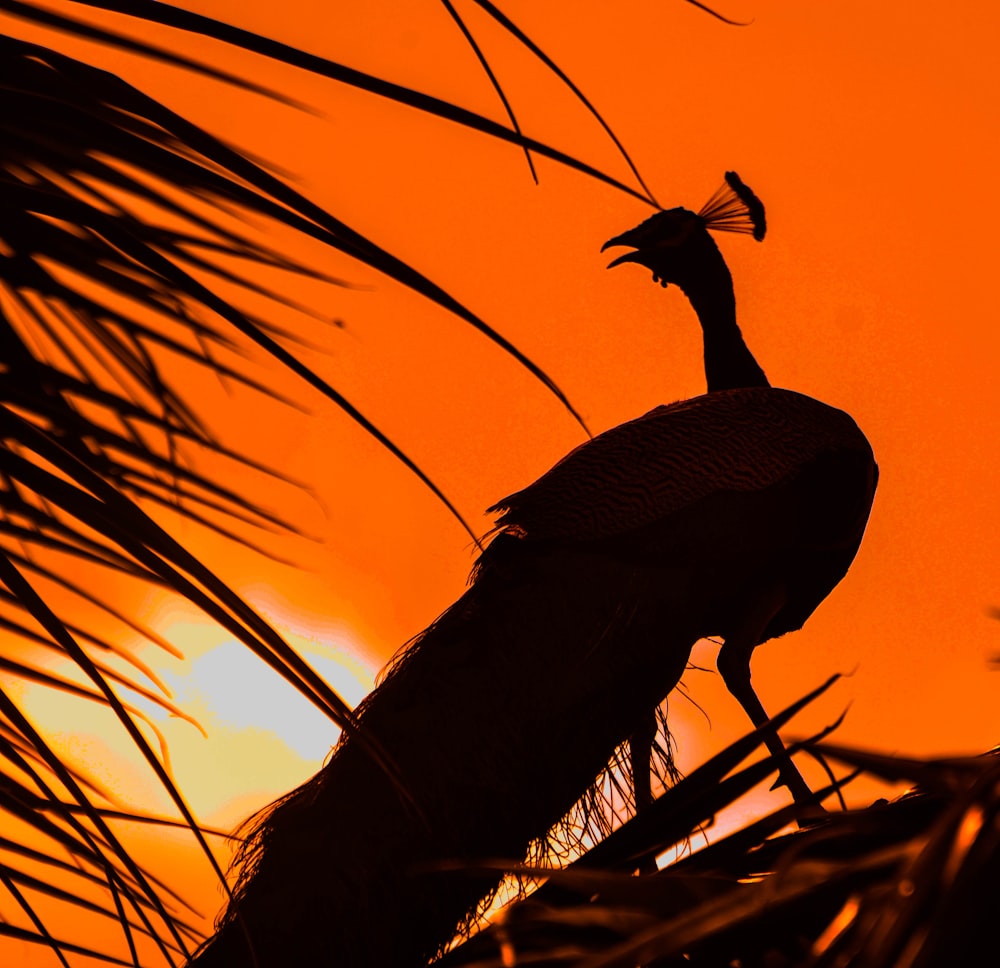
left=698, top=171, right=767, bottom=241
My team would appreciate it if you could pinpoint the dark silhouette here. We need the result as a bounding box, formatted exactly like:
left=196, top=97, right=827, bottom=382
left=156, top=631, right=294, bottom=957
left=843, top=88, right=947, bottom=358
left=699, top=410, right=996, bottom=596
left=189, top=174, right=877, bottom=967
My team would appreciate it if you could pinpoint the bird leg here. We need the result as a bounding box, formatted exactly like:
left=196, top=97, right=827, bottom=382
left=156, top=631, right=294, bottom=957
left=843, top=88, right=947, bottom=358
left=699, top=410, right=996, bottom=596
left=716, top=584, right=816, bottom=809
left=629, top=709, right=658, bottom=812
left=628, top=709, right=659, bottom=875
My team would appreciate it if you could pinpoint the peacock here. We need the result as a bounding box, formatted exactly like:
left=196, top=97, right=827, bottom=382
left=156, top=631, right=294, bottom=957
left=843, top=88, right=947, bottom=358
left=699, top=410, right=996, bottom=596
left=189, top=173, right=878, bottom=967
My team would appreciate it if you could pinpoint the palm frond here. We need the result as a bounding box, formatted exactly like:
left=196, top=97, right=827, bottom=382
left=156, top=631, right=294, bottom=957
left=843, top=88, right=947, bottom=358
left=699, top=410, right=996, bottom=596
left=441, top=692, right=1000, bottom=968
left=463, top=0, right=659, bottom=204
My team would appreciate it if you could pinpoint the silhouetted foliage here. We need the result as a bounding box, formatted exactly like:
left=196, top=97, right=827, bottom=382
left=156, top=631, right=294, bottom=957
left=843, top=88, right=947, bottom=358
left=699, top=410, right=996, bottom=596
left=442, top=725, right=1000, bottom=968
left=0, top=0, right=664, bottom=960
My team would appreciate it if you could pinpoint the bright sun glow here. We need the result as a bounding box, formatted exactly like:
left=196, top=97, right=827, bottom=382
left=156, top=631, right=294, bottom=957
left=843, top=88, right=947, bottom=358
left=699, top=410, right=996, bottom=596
left=158, top=625, right=373, bottom=761
left=14, top=599, right=375, bottom=829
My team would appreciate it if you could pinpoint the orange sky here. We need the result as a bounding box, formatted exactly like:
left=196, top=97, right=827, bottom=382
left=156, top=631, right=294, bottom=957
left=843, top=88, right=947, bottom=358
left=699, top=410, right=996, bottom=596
left=4, top=1, right=1000, bottom=964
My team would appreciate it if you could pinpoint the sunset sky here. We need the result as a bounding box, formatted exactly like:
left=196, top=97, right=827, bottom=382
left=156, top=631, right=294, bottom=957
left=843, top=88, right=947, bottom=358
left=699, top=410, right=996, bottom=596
left=3, top=1, right=1000, bottom=963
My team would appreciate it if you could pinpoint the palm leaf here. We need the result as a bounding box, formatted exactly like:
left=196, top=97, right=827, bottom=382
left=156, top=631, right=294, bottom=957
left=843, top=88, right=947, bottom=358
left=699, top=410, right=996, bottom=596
left=441, top=705, right=1000, bottom=968
left=0, top=1, right=747, bottom=961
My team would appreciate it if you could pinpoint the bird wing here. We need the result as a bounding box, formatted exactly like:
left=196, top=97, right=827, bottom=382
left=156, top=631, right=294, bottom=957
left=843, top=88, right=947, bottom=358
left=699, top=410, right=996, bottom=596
left=488, top=387, right=873, bottom=543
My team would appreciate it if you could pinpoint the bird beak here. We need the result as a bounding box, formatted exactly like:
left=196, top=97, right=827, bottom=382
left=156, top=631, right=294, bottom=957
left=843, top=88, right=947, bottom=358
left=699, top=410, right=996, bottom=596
left=601, top=229, right=643, bottom=269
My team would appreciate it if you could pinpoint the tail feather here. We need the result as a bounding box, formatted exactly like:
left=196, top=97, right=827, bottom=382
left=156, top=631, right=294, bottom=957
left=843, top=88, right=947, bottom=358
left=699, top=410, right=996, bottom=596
left=191, top=536, right=710, bottom=967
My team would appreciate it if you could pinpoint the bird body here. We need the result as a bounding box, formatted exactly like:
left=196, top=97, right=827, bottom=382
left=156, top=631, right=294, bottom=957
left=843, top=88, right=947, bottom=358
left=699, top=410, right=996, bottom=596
left=492, top=385, right=875, bottom=638
left=190, top=174, right=877, bottom=968
left=493, top=386, right=870, bottom=544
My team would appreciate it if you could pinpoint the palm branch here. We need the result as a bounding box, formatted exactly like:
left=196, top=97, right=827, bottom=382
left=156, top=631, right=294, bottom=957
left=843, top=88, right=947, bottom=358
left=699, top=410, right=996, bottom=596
left=0, top=0, right=748, bottom=961
left=441, top=685, right=1000, bottom=968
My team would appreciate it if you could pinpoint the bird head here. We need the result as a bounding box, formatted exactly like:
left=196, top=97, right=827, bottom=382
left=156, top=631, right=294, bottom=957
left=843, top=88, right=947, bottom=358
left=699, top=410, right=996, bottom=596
left=602, top=172, right=766, bottom=289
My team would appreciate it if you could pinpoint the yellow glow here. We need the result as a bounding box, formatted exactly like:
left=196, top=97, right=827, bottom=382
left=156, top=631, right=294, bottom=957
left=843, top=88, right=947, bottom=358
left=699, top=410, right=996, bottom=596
left=15, top=599, right=374, bottom=828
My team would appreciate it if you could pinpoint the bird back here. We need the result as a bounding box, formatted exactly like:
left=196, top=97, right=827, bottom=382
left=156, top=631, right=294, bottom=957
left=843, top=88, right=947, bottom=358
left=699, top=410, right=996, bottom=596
left=490, top=387, right=874, bottom=544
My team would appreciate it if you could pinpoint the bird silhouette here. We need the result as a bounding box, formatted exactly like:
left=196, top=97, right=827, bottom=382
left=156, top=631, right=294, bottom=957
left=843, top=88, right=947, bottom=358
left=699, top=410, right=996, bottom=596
left=189, top=173, right=877, bottom=968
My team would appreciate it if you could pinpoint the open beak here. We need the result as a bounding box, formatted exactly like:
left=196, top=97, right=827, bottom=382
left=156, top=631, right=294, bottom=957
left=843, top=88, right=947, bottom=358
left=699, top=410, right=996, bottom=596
left=601, top=228, right=643, bottom=269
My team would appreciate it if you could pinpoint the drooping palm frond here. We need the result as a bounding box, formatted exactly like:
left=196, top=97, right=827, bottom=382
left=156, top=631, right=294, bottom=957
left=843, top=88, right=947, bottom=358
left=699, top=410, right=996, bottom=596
left=9, top=0, right=657, bottom=206
left=0, top=37, right=390, bottom=955
left=0, top=0, right=675, bottom=676
left=0, top=402, right=375, bottom=963
left=454, top=0, right=659, bottom=202
left=2, top=29, right=551, bottom=540
left=0, top=10, right=599, bottom=962
left=0, top=1, right=746, bottom=961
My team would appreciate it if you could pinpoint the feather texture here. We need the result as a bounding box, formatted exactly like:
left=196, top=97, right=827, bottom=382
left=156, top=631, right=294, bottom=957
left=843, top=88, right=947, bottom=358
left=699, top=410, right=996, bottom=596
left=491, top=388, right=871, bottom=542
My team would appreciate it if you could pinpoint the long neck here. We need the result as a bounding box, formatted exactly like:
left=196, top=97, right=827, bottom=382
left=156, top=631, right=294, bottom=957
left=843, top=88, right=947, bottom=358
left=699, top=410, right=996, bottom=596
left=679, top=254, right=769, bottom=392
